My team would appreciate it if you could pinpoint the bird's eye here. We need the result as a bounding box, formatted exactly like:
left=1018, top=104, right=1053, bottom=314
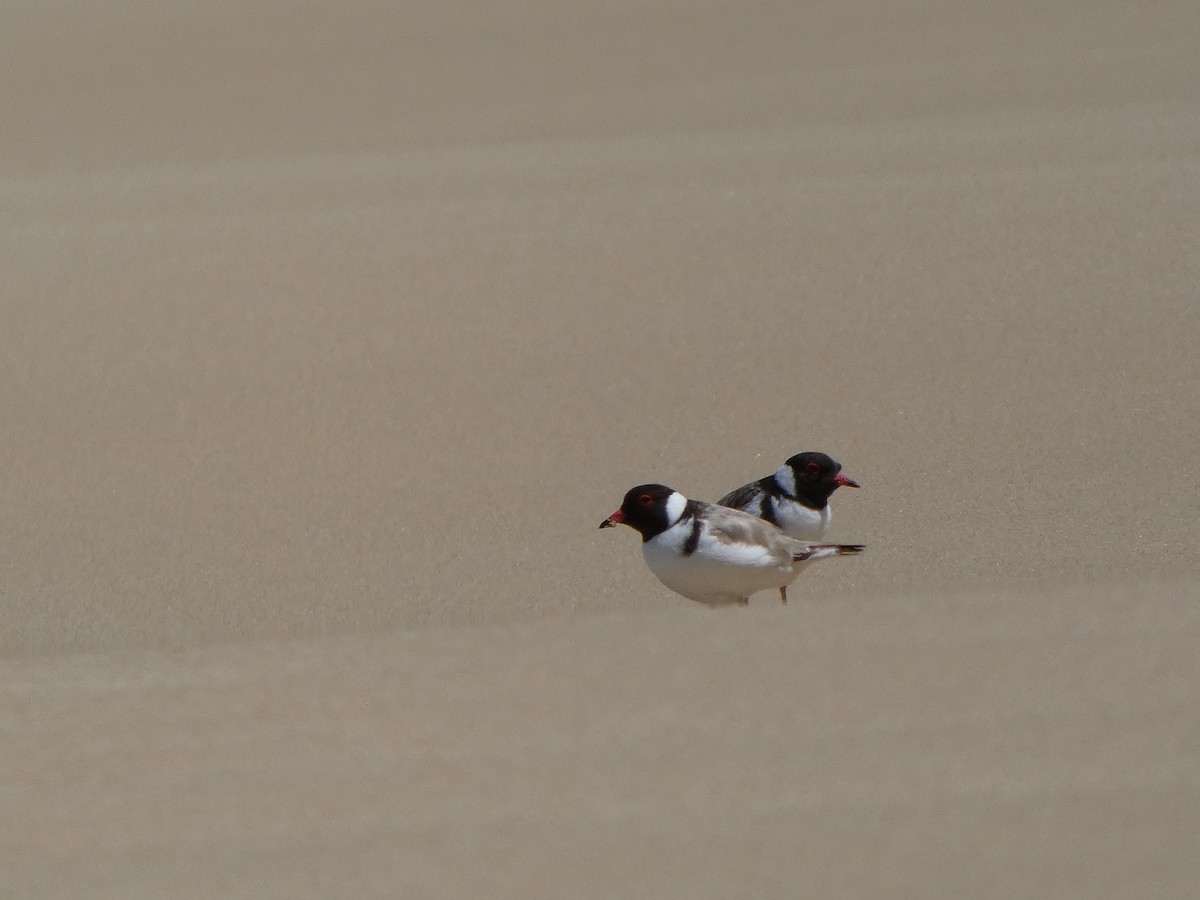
left=638, top=494, right=654, bottom=506
left=805, top=462, right=821, bottom=476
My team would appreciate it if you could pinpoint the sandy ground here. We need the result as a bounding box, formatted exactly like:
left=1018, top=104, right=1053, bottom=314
left=2, top=1, right=1198, bottom=896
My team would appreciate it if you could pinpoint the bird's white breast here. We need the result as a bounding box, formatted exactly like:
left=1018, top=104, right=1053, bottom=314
left=775, top=501, right=830, bottom=541
left=642, top=517, right=800, bottom=606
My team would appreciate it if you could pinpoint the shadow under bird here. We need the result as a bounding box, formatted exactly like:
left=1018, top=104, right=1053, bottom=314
left=601, top=484, right=863, bottom=607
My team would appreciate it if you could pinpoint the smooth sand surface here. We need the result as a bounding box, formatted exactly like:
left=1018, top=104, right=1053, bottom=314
left=2, top=0, right=1198, bottom=896
left=6, top=583, right=1198, bottom=898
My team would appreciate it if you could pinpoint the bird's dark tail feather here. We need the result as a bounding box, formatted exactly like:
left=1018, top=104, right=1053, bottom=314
left=793, top=543, right=865, bottom=562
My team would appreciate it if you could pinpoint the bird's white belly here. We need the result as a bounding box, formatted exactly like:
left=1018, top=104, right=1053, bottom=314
left=642, top=537, right=799, bottom=606
left=775, top=502, right=830, bottom=541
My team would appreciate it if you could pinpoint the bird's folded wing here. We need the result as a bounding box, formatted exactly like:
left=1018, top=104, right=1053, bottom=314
left=715, top=481, right=762, bottom=509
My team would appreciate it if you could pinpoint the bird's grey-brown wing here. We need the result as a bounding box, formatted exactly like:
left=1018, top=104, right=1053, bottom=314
left=698, top=502, right=800, bottom=567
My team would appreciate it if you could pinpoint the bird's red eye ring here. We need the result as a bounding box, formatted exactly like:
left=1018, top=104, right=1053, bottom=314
left=805, top=462, right=821, bottom=476
left=638, top=494, right=654, bottom=506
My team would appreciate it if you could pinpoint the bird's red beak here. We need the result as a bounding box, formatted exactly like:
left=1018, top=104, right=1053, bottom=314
left=834, top=473, right=860, bottom=489
left=599, top=509, right=626, bottom=529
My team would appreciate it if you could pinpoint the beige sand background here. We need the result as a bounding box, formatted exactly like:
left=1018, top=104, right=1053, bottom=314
left=2, top=0, right=1198, bottom=896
